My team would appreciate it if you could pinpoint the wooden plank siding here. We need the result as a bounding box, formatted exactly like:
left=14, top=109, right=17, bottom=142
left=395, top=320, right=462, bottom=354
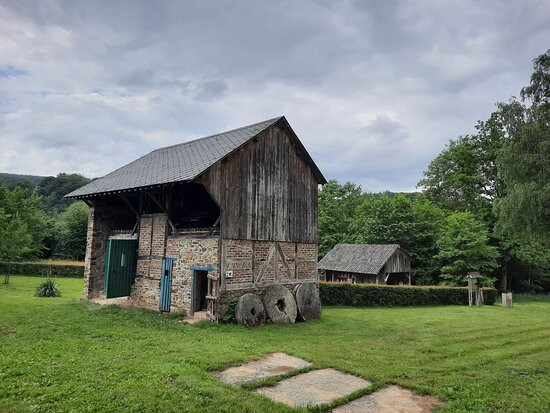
left=383, top=250, right=411, bottom=274
left=196, top=124, right=319, bottom=244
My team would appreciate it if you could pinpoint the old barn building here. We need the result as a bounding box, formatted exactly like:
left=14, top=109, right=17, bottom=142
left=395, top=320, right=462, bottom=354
left=319, top=244, right=411, bottom=285
left=66, top=116, right=326, bottom=321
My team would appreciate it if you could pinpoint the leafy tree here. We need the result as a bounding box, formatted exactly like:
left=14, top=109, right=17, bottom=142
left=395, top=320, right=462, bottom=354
left=53, top=201, right=89, bottom=260
left=351, top=194, right=444, bottom=284
left=0, top=209, right=33, bottom=261
left=436, top=212, right=499, bottom=286
left=0, top=185, right=51, bottom=258
left=418, top=136, right=491, bottom=219
left=495, top=50, right=550, bottom=247
left=318, top=180, right=364, bottom=257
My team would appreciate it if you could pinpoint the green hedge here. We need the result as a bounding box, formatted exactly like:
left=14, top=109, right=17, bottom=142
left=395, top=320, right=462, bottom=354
left=0, top=262, right=84, bottom=278
left=320, top=282, right=496, bottom=306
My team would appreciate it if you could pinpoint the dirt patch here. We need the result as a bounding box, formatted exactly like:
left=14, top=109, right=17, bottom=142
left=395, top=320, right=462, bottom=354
left=333, top=385, right=441, bottom=413
left=254, top=368, right=371, bottom=407
left=214, top=352, right=312, bottom=386
left=91, top=297, right=134, bottom=308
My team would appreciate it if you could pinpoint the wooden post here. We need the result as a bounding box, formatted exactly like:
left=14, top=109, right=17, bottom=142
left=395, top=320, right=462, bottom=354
left=502, top=292, right=513, bottom=308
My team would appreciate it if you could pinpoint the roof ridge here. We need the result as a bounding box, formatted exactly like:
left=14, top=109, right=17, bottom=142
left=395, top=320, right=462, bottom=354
left=150, top=116, right=283, bottom=153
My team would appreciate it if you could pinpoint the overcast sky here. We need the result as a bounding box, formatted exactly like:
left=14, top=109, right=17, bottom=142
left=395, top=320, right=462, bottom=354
left=1, top=1, right=549, bottom=192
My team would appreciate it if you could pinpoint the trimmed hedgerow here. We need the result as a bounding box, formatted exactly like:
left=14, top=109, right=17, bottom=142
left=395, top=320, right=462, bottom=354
left=0, top=262, right=84, bottom=278
left=320, top=282, right=496, bottom=307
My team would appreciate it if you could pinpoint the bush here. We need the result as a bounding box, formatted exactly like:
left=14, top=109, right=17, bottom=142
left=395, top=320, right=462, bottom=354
left=0, top=261, right=84, bottom=278
left=35, top=279, right=61, bottom=297
left=220, top=298, right=239, bottom=324
left=320, top=282, right=496, bottom=306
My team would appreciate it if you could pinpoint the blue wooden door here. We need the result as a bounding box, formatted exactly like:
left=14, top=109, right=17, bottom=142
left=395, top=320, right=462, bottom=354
left=159, top=258, right=175, bottom=312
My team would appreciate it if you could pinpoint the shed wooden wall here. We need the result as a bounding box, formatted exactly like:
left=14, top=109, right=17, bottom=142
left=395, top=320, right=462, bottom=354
left=196, top=124, right=319, bottom=243
left=383, top=250, right=411, bottom=273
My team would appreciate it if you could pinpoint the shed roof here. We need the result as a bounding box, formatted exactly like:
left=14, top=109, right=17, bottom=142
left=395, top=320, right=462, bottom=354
left=318, top=244, right=406, bottom=275
left=66, top=116, right=325, bottom=199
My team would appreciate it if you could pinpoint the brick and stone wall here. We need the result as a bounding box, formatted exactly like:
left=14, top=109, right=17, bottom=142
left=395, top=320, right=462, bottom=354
left=221, top=239, right=318, bottom=291
left=131, top=213, right=220, bottom=313
left=131, top=214, right=168, bottom=310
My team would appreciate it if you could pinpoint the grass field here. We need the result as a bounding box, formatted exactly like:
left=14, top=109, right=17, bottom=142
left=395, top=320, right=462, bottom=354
left=1, top=276, right=549, bottom=413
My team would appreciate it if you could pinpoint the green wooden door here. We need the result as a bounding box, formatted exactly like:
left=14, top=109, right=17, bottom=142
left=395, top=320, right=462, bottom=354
left=105, top=239, right=137, bottom=298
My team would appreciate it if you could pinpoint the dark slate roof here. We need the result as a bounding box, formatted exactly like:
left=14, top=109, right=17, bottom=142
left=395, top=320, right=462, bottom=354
left=66, top=116, right=298, bottom=198
left=318, top=244, right=403, bottom=275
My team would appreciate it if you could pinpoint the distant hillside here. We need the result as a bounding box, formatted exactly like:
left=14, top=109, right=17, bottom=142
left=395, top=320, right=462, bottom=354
left=0, top=172, right=48, bottom=187
left=1, top=172, right=92, bottom=212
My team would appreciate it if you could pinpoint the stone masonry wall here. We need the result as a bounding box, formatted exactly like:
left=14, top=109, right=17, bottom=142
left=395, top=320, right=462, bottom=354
left=165, top=237, right=219, bottom=314
left=83, top=204, right=117, bottom=299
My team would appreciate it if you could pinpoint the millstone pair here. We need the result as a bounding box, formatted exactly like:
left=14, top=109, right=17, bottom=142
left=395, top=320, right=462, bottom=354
left=235, top=283, right=322, bottom=327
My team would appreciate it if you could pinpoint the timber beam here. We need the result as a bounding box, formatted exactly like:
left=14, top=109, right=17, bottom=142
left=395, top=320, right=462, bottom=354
left=145, top=191, right=178, bottom=234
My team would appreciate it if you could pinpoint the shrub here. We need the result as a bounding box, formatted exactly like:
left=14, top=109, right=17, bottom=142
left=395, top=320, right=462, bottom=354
left=35, top=279, right=61, bottom=297
left=0, top=261, right=84, bottom=278
left=220, top=298, right=239, bottom=324
left=320, top=282, right=496, bottom=307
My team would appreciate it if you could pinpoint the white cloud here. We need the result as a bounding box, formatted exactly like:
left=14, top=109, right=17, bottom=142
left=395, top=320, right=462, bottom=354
left=0, top=0, right=549, bottom=191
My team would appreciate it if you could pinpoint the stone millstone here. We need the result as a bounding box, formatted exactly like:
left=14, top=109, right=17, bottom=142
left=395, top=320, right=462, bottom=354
left=262, top=285, right=297, bottom=325
left=235, top=293, right=266, bottom=327
left=293, top=283, right=322, bottom=321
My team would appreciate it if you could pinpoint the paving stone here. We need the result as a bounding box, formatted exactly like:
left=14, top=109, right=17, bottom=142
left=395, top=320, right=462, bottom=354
left=214, top=352, right=312, bottom=386
left=333, top=385, right=441, bottom=413
left=254, top=368, right=371, bottom=407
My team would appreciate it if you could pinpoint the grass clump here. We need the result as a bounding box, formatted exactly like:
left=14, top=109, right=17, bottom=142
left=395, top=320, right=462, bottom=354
left=34, top=278, right=61, bottom=297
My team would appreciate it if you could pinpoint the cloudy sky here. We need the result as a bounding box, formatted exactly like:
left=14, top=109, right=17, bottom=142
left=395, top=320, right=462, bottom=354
left=1, top=1, right=549, bottom=192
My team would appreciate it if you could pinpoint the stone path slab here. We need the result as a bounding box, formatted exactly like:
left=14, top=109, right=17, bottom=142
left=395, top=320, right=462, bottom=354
left=214, top=352, right=312, bottom=386
left=254, top=368, right=371, bottom=407
left=333, top=385, right=441, bottom=413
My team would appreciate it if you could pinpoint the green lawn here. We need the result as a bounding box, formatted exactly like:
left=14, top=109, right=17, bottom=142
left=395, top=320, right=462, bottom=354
left=1, top=276, right=549, bottom=413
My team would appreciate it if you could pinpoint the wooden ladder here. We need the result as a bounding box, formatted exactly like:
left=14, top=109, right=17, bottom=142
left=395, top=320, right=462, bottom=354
left=206, top=273, right=219, bottom=321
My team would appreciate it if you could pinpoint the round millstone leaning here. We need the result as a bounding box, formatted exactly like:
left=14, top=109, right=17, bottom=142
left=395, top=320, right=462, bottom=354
left=235, top=293, right=266, bottom=327
left=293, top=283, right=322, bottom=321
left=262, top=285, right=298, bottom=325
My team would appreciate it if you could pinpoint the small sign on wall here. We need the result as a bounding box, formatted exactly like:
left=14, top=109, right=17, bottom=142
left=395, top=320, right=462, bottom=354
left=225, top=270, right=234, bottom=278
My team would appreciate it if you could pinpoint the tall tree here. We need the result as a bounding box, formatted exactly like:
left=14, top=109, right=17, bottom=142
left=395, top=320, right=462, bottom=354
left=351, top=194, right=444, bottom=284
left=436, top=212, right=499, bottom=286
left=53, top=201, right=89, bottom=260
left=0, top=185, right=51, bottom=258
left=495, top=50, right=550, bottom=247
left=318, top=180, right=364, bottom=257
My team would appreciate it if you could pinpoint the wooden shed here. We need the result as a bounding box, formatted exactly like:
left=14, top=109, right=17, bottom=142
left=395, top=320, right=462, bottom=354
left=318, top=244, right=411, bottom=285
left=66, top=116, right=326, bottom=321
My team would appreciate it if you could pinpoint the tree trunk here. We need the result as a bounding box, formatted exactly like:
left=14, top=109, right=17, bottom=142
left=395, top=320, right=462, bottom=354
left=499, top=262, right=508, bottom=292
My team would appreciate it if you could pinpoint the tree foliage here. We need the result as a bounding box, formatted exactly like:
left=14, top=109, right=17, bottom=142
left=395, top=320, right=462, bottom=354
left=318, top=180, right=363, bottom=257
left=436, top=212, right=499, bottom=286
left=0, top=209, right=33, bottom=261
left=0, top=184, right=51, bottom=259
left=53, top=201, right=89, bottom=260
left=494, top=50, right=550, bottom=247
left=37, top=173, right=91, bottom=212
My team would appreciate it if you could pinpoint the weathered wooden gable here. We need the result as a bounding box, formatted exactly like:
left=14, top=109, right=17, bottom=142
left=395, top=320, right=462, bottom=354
left=196, top=122, right=319, bottom=243
left=383, top=249, right=410, bottom=274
